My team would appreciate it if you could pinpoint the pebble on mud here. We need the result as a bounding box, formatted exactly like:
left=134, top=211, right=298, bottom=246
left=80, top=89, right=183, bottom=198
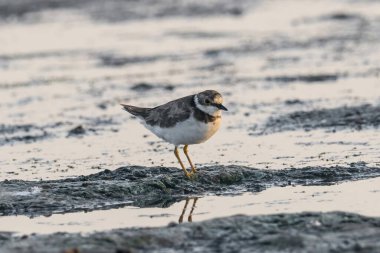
left=67, top=125, right=86, bottom=136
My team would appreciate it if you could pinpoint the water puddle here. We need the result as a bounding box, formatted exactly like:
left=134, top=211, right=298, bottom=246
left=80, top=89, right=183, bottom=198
left=1, top=176, right=379, bottom=235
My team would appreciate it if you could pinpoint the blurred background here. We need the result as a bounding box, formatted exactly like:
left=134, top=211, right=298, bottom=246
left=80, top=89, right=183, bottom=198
left=0, top=0, right=379, bottom=180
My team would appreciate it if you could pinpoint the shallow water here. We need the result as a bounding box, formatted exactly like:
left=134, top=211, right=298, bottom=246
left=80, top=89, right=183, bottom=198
left=1, top=177, right=379, bottom=235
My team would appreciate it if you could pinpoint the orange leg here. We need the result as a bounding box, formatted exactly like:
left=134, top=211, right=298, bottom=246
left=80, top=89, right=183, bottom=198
left=183, top=145, right=197, bottom=174
left=188, top=198, right=198, bottom=222
left=179, top=198, right=190, bottom=223
left=174, top=146, right=191, bottom=178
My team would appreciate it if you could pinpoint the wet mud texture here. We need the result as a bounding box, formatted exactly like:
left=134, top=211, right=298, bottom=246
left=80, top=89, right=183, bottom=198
left=0, top=119, right=116, bottom=146
left=0, top=124, right=49, bottom=145
left=1, top=162, right=379, bottom=217
left=255, top=104, right=380, bottom=135
left=1, top=212, right=380, bottom=253
left=0, top=0, right=250, bottom=22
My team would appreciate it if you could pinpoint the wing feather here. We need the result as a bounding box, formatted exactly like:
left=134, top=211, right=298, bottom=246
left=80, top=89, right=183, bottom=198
left=145, top=95, right=194, bottom=128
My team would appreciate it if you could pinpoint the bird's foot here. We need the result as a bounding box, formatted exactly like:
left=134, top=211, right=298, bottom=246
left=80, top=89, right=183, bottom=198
left=184, top=171, right=197, bottom=180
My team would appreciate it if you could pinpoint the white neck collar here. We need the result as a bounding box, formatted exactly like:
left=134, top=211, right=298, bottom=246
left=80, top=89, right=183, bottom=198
left=194, top=95, right=221, bottom=117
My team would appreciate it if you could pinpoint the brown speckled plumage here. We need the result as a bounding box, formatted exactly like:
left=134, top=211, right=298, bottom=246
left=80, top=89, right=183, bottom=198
left=122, top=92, right=219, bottom=128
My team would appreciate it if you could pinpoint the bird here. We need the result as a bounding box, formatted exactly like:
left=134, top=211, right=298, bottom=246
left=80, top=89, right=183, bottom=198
left=121, top=90, right=228, bottom=178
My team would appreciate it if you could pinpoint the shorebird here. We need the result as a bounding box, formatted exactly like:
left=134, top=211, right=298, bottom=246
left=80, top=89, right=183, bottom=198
left=121, top=90, right=227, bottom=178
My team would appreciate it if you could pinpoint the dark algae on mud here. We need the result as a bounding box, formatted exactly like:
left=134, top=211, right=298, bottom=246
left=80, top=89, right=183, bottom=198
left=1, top=212, right=380, bottom=253
left=1, top=162, right=379, bottom=217
left=255, top=104, right=380, bottom=135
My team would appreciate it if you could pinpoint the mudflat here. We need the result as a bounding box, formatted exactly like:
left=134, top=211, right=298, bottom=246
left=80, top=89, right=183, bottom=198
left=0, top=0, right=379, bottom=252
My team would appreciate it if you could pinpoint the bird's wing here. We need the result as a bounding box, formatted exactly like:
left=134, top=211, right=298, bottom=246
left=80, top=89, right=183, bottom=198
left=144, top=95, right=194, bottom=128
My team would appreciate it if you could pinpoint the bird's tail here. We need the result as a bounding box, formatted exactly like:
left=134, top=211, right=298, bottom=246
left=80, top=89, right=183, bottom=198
left=121, top=104, right=150, bottom=118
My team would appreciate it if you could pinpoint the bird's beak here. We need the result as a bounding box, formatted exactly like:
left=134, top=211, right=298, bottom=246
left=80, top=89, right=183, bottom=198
left=215, top=104, right=228, bottom=111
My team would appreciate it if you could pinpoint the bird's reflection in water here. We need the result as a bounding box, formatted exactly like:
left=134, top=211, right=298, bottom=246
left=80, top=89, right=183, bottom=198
left=179, top=197, right=198, bottom=224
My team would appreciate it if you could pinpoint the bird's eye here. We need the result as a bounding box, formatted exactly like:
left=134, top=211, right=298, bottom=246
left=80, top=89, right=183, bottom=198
left=205, top=99, right=211, bottom=105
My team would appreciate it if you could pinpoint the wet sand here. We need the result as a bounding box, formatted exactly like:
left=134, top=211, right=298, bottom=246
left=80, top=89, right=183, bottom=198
left=1, top=0, right=380, bottom=251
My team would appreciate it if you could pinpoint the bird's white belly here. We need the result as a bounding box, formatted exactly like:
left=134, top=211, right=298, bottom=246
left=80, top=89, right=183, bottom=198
left=145, top=116, right=221, bottom=146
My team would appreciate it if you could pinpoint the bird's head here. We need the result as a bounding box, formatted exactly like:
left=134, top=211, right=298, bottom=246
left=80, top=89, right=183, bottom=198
left=194, top=90, right=228, bottom=116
